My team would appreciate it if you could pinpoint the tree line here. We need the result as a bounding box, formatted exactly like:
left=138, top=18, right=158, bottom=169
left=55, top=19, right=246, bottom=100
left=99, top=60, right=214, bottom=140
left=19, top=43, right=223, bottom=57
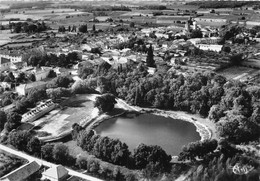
left=72, top=125, right=171, bottom=174
left=10, top=21, right=48, bottom=34
left=26, top=51, right=80, bottom=68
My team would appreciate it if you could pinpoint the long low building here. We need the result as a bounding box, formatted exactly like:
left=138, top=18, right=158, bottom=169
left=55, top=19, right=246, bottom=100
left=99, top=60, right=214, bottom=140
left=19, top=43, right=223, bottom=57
left=21, top=99, right=56, bottom=123
left=197, top=44, right=223, bottom=52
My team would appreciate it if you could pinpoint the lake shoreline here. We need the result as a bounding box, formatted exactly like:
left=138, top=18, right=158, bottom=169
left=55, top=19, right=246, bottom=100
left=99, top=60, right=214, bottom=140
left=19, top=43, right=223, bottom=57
left=115, top=98, right=217, bottom=141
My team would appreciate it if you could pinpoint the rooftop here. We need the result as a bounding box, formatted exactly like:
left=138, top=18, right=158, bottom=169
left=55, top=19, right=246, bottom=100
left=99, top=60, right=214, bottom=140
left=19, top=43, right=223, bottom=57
left=0, top=57, right=10, bottom=64
left=42, top=165, right=68, bottom=180
left=0, top=161, right=41, bottom=181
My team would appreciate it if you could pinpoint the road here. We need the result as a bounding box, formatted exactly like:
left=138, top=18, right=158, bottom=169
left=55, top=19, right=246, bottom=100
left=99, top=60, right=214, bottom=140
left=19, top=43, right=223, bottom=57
left=0, top=144, right=103, bottom=181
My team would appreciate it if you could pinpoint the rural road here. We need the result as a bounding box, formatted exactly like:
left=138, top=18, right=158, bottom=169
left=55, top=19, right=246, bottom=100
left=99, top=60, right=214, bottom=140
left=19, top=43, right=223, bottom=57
left=0, top=144, right=103, bottom=181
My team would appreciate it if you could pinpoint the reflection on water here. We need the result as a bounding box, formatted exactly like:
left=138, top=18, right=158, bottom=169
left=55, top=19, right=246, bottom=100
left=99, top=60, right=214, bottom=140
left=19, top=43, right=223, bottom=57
left=95, top=113, right=200, bottom=155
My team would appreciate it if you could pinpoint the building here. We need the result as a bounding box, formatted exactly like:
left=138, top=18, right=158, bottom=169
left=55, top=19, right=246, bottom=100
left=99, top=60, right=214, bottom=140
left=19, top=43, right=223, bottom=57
left=0, top=161, right=41, bottom=181
left=15, top=81, right=47, bottom=96
left=10, top=61, right=27, bottom=70
left=197, top=44, right=223, bottom=52
left=189, top=37, right=221, bottom=45
left=0, top=57, right=11, bottom=72
left=41, top=165, right=69, bottom=181
left=0, top=54, right=23, bottom=63
left=21, top=99, right=56, bottom=123
left=33, top=67, right=51, bottom=81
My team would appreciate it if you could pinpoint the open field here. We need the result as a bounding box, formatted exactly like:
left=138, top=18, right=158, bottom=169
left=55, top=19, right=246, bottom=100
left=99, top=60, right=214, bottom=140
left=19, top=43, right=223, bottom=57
left=34, top=94, right=94, bottom=138
left=2, top=8, right=90, bottom=21
left=217, top=66, right=260, bottom=82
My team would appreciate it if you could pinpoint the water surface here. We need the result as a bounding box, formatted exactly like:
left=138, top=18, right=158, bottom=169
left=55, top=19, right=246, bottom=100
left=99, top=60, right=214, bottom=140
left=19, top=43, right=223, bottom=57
left=95, top=113, right=200, bottom=155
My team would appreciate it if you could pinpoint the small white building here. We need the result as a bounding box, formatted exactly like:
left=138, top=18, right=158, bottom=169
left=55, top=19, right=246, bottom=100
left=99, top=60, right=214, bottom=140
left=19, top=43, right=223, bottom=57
left=197, top=44, right=223, bottom=52
left=41, top=165, right=69, bottom=181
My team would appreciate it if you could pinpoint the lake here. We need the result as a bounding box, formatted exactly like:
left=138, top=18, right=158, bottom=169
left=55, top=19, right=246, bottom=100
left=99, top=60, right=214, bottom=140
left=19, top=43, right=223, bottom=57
left=95, top=113, right=200, bottom=156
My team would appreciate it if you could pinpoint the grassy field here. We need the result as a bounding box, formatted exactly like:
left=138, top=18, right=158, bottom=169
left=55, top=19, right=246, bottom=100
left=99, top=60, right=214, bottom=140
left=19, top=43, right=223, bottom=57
left=35, top=94, right=94, bottom=137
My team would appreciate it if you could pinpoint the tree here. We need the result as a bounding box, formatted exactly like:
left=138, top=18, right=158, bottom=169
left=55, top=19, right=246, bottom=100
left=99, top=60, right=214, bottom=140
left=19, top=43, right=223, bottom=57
left=94, top=94, right=117, bottom=113
left=190, top=30, right=203, bottom=38
left=8, top=131, right=32, bottom=151
left=41, top=144, right=54, bottom=161
left=17, top=72, right=26, bottom=83
left=28, top=74, right=36, bottom=82
left=46, top=87, right=72, bottom=100
left=222, top=46, right=231, bottom=53
left=129, top=22, right=135, bottom=28
left=58, top=26, right=66, bottom=33
left=15, top=98, right=31, bottom=114
left=0, top=111, right=7, bottom=131
left=217, top=114, right=259, bottom=143
left=79, top=24, right=88, bottom=33
left=5, top=112, right=22, bottom=132
left=8, top=72, right=15, bottom=81
left=27, top=137, right=41, bottom=156
left=92, top=24, right=96, bottom=32
left=47, top=75, right=74, bottom=88
left=47, top=70, right=57, bottom=78
left=28, top=24, right=37, bottom=33
left=146, top=44, right=155, bottom=67
left=229, top=53, right=243, bottom=65
left=27, top=88, right=47, bottom=105
left=76, top=157, right=88, bottom=169
left=133, top=144, right=171, bottom=172
left=52, top=143, right=70, bottom=164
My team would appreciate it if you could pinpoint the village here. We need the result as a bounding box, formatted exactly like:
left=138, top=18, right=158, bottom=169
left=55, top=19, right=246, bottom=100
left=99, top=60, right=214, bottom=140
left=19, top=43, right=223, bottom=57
left=0, top=1, right=260, bottom=181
